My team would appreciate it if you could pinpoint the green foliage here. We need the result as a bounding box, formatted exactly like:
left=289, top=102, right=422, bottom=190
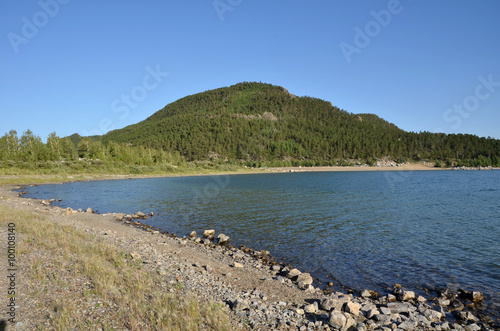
left=100, top=82, right=500, bottom=166
left=2, top=82, right=500, bottom=171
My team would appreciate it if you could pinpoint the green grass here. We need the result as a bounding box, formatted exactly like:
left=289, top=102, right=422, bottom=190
left=0, top=204, right=233, bottom=330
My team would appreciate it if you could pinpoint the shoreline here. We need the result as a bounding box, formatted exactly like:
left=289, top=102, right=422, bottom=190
left=0, top=163, right=451, bottom=187
left=1, top=182, right=498, bottom=330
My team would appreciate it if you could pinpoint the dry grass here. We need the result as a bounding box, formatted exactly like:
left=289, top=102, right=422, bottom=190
left=0, top=205, right=232, bottom=330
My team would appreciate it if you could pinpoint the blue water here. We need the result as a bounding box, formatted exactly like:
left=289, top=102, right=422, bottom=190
left=24, top=170, right=500, bottom=317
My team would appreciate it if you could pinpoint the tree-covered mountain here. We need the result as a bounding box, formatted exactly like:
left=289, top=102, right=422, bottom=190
left=99, top=82, right=500, bottom=167
left=2, top=82, right=499, bottom=172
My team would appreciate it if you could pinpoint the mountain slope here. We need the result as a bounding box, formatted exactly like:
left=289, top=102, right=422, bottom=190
left=100, top=82, right=499, bottom=166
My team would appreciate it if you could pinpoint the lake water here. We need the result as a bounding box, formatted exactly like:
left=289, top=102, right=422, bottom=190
left=24, top=170, right=500, bottom=319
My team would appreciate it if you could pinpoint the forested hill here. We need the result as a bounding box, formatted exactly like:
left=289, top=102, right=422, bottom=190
left=101, top=82, right=500, bottom=167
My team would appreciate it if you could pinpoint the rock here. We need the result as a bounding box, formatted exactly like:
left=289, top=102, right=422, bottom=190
left=287, top=268, right=301, bottom=279
left=416, top=295, right=427, bottom=303
left=438, top=298, right=450, bottom=306
left=321, top=296, right=350, bottom=311
left=398, top=321, right=418, bottom=330
left=233, top=298, right=250, bottom=311
left=297, top=281, right=309, bottom=290
left=271, top=265, right=281, bottom=272
left=136, top=211, right=146, bottom=217
left=296, top=273, right=313, bottom=285
left=86, top=207, right=93, bottom=213
left=449, top=299, right=465, bottom=311
left=328, top=311, right=355, bottom=330
left=360, top=289, right=372, bottom=298
left=386, top=302, right=416, bottom=315
left=454, top=311, right=478, bottom=323
left=189, top=231, right=197, bottom=238
left=464, top=324, right=481, bottom=331
left=387, top=294, right=397, bottom=302
left=232, top=262, right=243, bottom=268
left=400, top=290, right=415, bottom=301
left=203, top=229, right=215, bottom=239
left=303, top=302, right=318, bottom=314
left=217, top=233, right=230, bottom=246
left=392, top=283, right=402, bottom=295
left=422, top=308, right=443, bottom=322
left=472, top=291, right=484, bottom=302
left=343, top=301, right=361, bottom=316
left=364, top=308, right=379, bottom=319
left=295, top=308, right=305, bottom=315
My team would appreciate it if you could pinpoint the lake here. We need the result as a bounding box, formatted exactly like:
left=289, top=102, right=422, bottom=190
left=24, top=170, right=500, bottom=319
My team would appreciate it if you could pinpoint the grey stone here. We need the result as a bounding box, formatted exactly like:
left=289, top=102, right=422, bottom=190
left=398, top=321, right=417, bottom=330
left=203, top=229, right=215, bottom=238
left=217, top=233, right=230, bottom=245
left=320, top=297, right=350, bottom=311
left=287, top=268, right=301, bottom=279
left=455, top=311, right=477, bottom=323
left=296, top=273, right=313, bottom=285
left=343, top=301, right=361, bottom=316
left=303, top=302, right=318, bottom=314
left=386, top=302, right=416, bottom=314
left=328, top=311, right=355, bottom=330
left=360, top=289, right=372, bottom=298
left=400, top=290, right=415, bottom=301
left=364, top=308, right=379, bottom=319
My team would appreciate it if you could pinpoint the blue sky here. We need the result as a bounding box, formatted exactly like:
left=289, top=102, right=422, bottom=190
left=1, top=0, right=499, bottom=141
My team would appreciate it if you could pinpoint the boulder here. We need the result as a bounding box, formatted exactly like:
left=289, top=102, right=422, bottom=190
left=360, top=289, right=372, bottom=298
left=454, top=311, right=478, bottom=323
left=449, top=299, right=465, bottom=312
left=189, top=231, right=197, bottom=238
left=86, top=207, right=93, bottom=213
left=287, top=268, right=301, bottom=279
left=296, top=273, right=313, bottom=285
left=203, top=229, right=215, bottom=239
left=472, top=291, right=484, bottom=302
left=217, top=233, right=230, bottom=246
left=386, top=302, right=417, bottom=315
left=303, top=302, right=318, bottom=314
left=232, top=262, right=243, bottom=268
left=400, top=290, right=416, bottom=301
left=136, top=211, right=146, bottom=217
left=343, top=301, right=361, bottom=316
left=328, top=311, right=355, bottom=330
left=320, top=296, right=350, bottom=311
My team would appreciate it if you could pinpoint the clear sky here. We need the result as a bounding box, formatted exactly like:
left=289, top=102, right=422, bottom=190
left=1, top=0, right=499, bottom=141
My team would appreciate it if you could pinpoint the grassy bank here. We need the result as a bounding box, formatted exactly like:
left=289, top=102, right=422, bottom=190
left=0, top=204, right=232, bottom=330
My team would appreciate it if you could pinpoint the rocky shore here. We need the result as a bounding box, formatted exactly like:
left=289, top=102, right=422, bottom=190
left=1, top=185, right=498, bottom=330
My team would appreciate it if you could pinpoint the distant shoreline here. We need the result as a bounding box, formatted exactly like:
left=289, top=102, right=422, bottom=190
left=3, top=162, right=499, bottom=186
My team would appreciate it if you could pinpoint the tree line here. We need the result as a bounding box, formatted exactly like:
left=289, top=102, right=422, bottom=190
left=0, top=130, right=186, bottom=174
